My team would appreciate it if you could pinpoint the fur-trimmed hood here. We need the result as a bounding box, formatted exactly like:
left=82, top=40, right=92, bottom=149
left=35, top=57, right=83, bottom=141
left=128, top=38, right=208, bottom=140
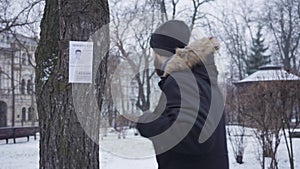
left=162, top=37, right=220, bottom=85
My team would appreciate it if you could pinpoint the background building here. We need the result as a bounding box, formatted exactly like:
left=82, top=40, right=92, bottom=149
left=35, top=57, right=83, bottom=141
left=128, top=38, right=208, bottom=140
left=233, top=65, right=300, bottom=127
left=0, top=32, right=38, bottom=127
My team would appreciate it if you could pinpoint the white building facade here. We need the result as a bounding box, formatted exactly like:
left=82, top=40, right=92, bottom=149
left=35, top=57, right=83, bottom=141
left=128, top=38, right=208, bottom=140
left=0, top=32, right=38, bottom=127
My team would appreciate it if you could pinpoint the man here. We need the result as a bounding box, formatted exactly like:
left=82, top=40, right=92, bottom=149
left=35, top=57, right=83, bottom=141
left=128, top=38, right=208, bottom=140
left=136, top=20, right=229, bottom=169
left=70, top=49, right=82, bottom=65
left=75, top=49, right=82, bottom=60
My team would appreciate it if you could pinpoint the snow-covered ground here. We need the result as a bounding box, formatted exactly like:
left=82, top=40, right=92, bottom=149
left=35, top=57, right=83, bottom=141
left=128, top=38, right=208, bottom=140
left=0, top=126, right=299, bottom=169
left=0, top=137, right=39, bottom=169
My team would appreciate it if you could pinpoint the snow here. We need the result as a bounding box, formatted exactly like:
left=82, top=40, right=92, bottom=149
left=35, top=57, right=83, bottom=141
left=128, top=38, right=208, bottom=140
left=237, top=65, right=300, bottom=83
left=0, top=127, right=300, bottom=169
left=0, top=137, right=39, bottom=169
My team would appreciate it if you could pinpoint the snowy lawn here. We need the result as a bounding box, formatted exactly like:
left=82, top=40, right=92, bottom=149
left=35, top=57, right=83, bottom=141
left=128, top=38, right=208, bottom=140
left=0, top=136, right=39, bottom=169
left=0, top=127, right=299, bottom=169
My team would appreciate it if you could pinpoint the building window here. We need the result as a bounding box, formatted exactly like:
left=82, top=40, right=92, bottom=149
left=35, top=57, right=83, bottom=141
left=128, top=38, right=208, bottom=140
left=0, top=101, right=8, bottom=127
left=21, top=53, right=27, bottom=65
left=28, top=107, right=33, bottom=121
left=22, top=107, right=26, bottom=122
left=0, top=67, right=2, bottom=91
left=20, top=79, right=25, bottom=94
left=27, top=79, right=32, bottom=94
left=14, top=53, right=19, bottom=65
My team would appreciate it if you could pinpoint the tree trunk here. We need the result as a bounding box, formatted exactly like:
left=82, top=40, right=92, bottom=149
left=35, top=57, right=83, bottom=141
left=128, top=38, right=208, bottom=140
left=35, top=0, right=109, bottom=168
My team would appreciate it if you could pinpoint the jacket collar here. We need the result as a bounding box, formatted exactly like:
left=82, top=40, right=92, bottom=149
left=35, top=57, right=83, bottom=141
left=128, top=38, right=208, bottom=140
left=160, top=38, right=219, bottom=85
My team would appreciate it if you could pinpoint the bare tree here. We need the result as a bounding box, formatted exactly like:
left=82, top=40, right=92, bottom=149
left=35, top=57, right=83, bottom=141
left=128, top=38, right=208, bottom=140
left=0, top=0, right=44, bottom=34
left=236, top=76, right=300, bottom=169
left=209, top=10, right=251, bottom=80
left=261, top=2, right=300, bottom=167
left=225, top=83, right=247, bottom=164
left=170, top=0, right=180, bottom=20
left=152, top=0, right=215, bottom=31
left=264, top=0, right=300, bottom=73
left=277, top=80, right=300, bottom=169
left=0, top=0, right=44, bottom=73
left=159, top=0, right=168, bottom=22
left=211, top=8, right=252, bottom=164
left=189, top=0, right=214, bottom=31
left=102, top=51, right=121, bottom=127
left=110, top=0, right=159, bottom=112
left=236, top=82, right=283, bottom=169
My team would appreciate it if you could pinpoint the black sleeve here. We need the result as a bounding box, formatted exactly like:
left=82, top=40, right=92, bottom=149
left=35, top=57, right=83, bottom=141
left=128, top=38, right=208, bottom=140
left=136, top=88, right=176, bottom=138
left=137, top=71, right=209, bottom=139
left=137, top=71, right=216, bottom=155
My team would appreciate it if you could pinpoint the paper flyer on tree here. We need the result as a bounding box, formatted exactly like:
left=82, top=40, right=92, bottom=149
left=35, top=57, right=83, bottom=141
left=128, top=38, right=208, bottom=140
left=69, top=41, right=93, bottom=83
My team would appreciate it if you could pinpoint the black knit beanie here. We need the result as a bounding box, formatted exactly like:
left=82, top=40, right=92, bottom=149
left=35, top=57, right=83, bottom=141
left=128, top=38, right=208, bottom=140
left=150, top=20, right=191, bottom=57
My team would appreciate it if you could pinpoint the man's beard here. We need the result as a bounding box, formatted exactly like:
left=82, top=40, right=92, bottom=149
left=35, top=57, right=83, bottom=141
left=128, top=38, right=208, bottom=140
left=154, top=57, right=164, bottom=77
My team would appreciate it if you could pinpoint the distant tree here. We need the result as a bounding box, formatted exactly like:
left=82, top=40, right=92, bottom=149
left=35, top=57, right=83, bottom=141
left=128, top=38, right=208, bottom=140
left=156, top=0, right=214, bottom=31
left=110, top=0, right=159, bottom=112
left=225, top=83, right=247, bottom=164
left=246, top=26, right=271, bottom=75
left=0, top=0, right=43, bottom=34
left=206, top=0, right=263, bottom=81
left=264, top=0, right=300, bottom=73
left=110, top=0, right=216, bottom=113
left=103, top=51, right=121, bottom=126
left=237, top=81, right=282, bottom=169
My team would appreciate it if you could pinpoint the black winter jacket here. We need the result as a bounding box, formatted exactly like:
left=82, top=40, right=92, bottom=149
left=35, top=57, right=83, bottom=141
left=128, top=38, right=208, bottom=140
left=137, top=39, right=229, bottom=169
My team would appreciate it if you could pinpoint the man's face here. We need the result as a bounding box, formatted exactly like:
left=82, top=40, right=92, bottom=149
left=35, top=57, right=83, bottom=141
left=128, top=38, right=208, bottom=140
left=153, top=52, right=164, bottom=77
left=75, top=51, right=81, bottom=59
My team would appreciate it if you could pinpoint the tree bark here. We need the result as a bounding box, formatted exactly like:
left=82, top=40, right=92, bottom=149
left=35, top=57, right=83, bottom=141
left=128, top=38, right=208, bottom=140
left=35, top=0, right=109, bottom=168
